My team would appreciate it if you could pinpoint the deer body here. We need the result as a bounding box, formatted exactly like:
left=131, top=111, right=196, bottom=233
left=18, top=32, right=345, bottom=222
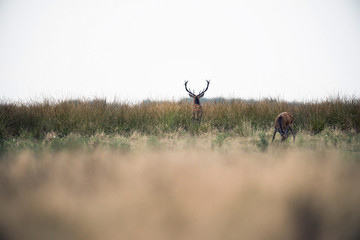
left=272, top=112, right=295, bottom=142
left=192, top=103, right=203, bottom=121
left=184, top=80, right=210, bottom=123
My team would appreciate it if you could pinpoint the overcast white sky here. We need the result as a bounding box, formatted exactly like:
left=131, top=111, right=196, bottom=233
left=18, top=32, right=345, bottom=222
left=1, top=0, right=360, bottom=102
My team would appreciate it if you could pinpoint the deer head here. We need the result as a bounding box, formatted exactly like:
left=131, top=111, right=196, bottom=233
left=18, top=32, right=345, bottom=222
left=184, top=80, right=210, bottom=105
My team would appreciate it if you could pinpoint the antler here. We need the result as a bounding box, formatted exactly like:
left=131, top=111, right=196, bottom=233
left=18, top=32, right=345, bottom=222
left=198, top=80, right=210, bottom=97
left=184, top=80, right=195, bottom=97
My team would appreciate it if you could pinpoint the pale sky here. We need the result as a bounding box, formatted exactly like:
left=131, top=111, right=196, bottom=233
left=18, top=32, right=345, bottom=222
left=1, top=0, right=360, bottom=102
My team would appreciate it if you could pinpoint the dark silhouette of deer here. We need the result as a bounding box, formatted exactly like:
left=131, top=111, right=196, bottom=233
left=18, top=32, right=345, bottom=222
left=272, top=112, right=295, bottom=142
left=184, top=80, right=210, bottom=123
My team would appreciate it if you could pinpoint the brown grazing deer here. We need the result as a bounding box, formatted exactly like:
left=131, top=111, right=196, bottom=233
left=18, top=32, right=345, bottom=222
left=184, top=80, right=210, bottom=123
left=272, top=112, right=295, bottom=142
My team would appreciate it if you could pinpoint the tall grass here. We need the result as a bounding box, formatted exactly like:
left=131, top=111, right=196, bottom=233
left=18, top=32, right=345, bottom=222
left=1, top=96, right=359, bottom=139
left=1, top=149, right=360, bottom=240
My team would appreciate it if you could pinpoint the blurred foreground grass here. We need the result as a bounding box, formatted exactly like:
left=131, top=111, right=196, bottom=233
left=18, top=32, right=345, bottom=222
left=1, top=148, right=360, bottom=240
left=0, top=131, right=360, bottom=240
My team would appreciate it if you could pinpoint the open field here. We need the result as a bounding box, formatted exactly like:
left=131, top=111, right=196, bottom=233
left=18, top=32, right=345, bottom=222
left=1, top=97, right=359, bottom=139
left=0, top=98, right=360, bottom=240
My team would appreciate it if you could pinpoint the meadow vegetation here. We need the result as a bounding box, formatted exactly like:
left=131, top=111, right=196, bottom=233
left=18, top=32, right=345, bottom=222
left=0, top=97, right=360, bottom=240
left=0, top=96, right=359, bottom=140
left=1, top=96, right=359, bottom=155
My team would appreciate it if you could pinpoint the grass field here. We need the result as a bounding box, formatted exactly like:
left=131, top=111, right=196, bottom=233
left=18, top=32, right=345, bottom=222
left=1, top=96, right=359, bottom=139
left=0, top=97, right=360, bottom=240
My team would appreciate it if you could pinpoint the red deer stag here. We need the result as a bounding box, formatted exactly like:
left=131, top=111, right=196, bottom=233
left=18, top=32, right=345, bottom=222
left=184, top=80, right=210, bottom=123
left=272, top=112, right=295, bottom=142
